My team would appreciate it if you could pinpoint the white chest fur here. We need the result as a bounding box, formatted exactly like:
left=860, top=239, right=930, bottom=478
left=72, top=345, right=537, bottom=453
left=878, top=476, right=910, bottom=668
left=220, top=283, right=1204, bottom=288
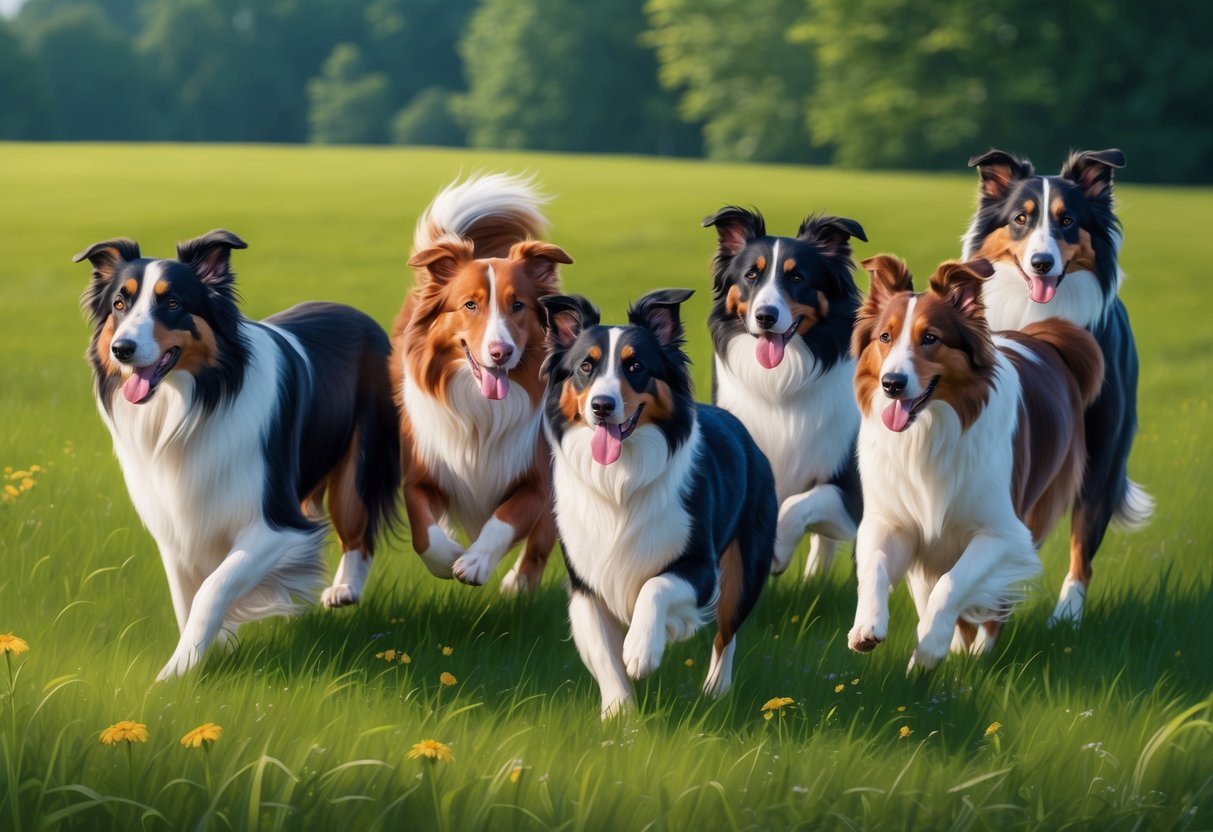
left=551, top=419, right=701, bottom=624
left=714, top=334, right=858, bottom=503
left=403, top=367, right=541, bottom=537
left=981, top=263, right=1111, bottom=331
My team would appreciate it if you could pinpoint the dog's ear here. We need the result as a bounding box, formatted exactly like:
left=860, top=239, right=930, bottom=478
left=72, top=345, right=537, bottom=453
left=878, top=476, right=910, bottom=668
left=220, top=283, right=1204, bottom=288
left=73, top=238, right=141, bottom=283
left=540, top=294, right=599, bottom=350
left=702, top=206, right=765, bottom=257
left=929, top=258, right=993, bottom=319
left=629, top=288, right=693, bottom=349
left=853, top=255, right=913, bottom=357
left=177, top=230, right=247, bottom=289
left=508, top=240, right=573, bottom=293
left=1060, top=148, right=1125, bottom=200
left=408, top=239, right=475, bottom=283
left=797, top=215, right=868, bottom=247
left=968, top=149, right=1035, bottom=200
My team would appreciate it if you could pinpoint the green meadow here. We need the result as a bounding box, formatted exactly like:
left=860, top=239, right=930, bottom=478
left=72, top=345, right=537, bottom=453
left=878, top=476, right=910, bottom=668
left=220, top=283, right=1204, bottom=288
left=1, top=142, right=1211, bottom=830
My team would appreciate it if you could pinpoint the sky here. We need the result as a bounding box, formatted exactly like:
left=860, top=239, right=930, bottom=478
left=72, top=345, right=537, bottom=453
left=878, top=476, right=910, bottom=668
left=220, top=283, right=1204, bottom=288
left=0, top=0, right=24, bottom=18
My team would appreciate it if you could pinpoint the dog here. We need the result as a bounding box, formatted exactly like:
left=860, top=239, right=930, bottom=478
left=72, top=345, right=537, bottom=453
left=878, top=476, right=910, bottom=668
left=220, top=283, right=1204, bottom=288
left=847, top=255, right=1103, bottom=669
left=393, top=174, right=572, bottom=590
left=703, top=207, right=866, bottom=577
left=540, top=289, right=776, bottom=717
left=963, top=148, right=1153, bottom=625
left=75, top=230, right=400, bottom=679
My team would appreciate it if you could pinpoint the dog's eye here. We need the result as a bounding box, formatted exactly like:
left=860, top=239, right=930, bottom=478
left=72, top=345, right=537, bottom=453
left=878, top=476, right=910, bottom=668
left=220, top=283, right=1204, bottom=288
left=166, top=297, right=180, bottom=311
left=511, top=300, right=525, bottom=313
left=744, top=268, right=759, bottom=281
left=922, top=332, right=938, bottom=345
left=1060, top=216, right=1074, bottom=227
left=579, top=361, right=593, bottom=374
left=113, top=298, right=125, bottom=311
left=464, top=300, right=478, bottom=311
left=1013, top=213, right=1028, bottom=225
left=627, top=361, right=644, bottom=374
left=788, top=272, right=803, bottom=282
left=879, top=332, right=891, bottom=343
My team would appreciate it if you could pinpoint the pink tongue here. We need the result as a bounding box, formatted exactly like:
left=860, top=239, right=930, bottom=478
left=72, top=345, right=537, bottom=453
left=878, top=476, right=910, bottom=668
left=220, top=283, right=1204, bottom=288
left=881, top=399, right=913, bottom=432
left=591, top=423, right=623, bottom=465
left=1028, top=276, right=1058, bottom=304
left=756, top=334, right=786, bottom=369
left=122, top=367, right=157, bottom=404
left=479, top=367, right=510, bottom=400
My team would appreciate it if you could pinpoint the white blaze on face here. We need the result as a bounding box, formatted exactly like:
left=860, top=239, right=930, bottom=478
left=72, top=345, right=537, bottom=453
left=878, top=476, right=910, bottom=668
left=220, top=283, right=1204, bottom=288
left=1022, top=178, right=1063, bottom=280
left=879, top=296, right=922, bottom=400
left=586, top=327, right=625, bottom=425
left=479, top=264, right=519, bottom=370
left=747, top=240, right=794, bottom=335
left=112, top=261, right=164, bottom=367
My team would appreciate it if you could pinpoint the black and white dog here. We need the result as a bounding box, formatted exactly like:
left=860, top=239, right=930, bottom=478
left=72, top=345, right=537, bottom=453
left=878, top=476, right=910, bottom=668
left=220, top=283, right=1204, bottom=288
left=76, top=231, right=399, bottom=679
left=963, top=149, right=1153, bottom=625
left=704, top=208, right=866, bottom=577
left=540, top=289, right=775, bottom=718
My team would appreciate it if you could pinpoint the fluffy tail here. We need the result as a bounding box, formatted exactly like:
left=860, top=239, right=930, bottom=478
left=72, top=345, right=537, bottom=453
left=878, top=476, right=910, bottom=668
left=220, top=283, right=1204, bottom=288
left=412, top=173, right=549, bottom=259
left=1113, top=479, right=1155, bottom=531
left=1021, top=318, right=1105, bottom=407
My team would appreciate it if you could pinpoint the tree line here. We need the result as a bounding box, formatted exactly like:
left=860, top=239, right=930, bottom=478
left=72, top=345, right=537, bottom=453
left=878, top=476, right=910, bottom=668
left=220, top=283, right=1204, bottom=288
left=2, top=0, right=1209, bottom=183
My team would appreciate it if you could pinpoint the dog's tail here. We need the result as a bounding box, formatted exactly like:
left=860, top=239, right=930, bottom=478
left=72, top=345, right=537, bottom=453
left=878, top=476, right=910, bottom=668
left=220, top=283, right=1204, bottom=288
left=412, top=173, right=549, bottom=260
left=1113, top=479, right=1155, bottom=531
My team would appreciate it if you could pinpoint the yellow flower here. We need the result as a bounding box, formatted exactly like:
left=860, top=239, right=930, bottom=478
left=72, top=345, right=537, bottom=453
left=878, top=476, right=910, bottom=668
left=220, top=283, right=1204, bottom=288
left=408, top=739, right=453, bottom=763
left=20, top=478, right=35, bottom=492
left=29, top=465, right=42, bottom=473
left=181, top=723, right=223, bottom=748
left=684, top=658, right=694, bottom=667
left=9, top=470, right=31, bottom=480
left=1063, top=646, right=1073, bottom=654
left=3, top=485, right=18, bottom=498
left=399, top=653, right=411, bottom=664
left=790, top=615, right=800, bottom=624
left=896, top=706, right=906, bottom=712
left=764, top=711, right=774, bottom=721
left=984, top=721, right=1001, bottom=736
left=851, top=678, right=860, bottom=685
left=440, top=671, right=457, bottom=686
left=761, top=696, right=794, bottom=712
left=898, top=725, right=912, bottom=739
left=834, top=684, right=845, bottom=693
left=441, top=646, right=453, bottom=656
left=100, top=721, right=148, bottom=745
left=0, top=634, right=29, bottom=656
left=376, top=649, right=398, bottom=662
left=510, top=766, right=523, bottom=783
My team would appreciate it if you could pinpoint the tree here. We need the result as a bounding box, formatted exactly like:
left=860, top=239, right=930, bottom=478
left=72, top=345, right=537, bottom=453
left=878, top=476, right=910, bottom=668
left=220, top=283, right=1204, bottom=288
left=307, top=43, right=392, bottom=144
left=0, top=19, right=53, bottom=139
left=392, top=87, right=465, bottom=146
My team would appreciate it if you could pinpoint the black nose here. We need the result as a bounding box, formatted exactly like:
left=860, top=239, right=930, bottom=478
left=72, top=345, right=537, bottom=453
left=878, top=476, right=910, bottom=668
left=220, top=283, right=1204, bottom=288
left=881, top=373, right=907, bottom=396
left=590, top=396, right=615, bottom=418
left=1029, top=252, right=1055, bottom=274
left=754, top=306, right=779, bottom=330
left=111, top=338, right=136, bottom=362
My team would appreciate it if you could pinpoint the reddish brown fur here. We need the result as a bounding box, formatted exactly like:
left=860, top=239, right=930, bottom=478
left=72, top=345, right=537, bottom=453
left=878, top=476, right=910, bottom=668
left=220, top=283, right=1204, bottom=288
left=725, top=284, right=748, bottom=318
left=621, top=376, right=675, bottom=428
left=153, top=319, right=219, bottom=376
left=975, top=226, right=1097, bottom=276
left=94, top=316, right=120, bottom=376
left=715, top=539, right=743, bottom=649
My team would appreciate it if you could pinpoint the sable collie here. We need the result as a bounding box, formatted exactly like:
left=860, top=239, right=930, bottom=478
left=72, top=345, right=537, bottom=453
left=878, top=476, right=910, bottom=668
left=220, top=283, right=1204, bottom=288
left=75, top=231, right=399, bottom=679
left=540, top=289, right=775, bottom=717
left=963, top=149, right=1153, bottom=625
left=703, top=208, right=866, bottom=577
left=848, top=255, right=1103, bottom=670
left=393, top=174, right=572, bottom=590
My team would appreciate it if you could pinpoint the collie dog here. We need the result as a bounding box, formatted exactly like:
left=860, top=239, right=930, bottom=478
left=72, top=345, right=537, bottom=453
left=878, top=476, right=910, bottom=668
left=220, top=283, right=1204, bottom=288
left=393, top=174, right=572, bottom=590
left=963, top=149, right=1153, bottom=625
left=703, top=208, right=866, bottom=578
left=540, top=289, right=775, bottom=717
left=848, top=256, right=1102, bottom=670
left=75, top=231, right=399, bottom=679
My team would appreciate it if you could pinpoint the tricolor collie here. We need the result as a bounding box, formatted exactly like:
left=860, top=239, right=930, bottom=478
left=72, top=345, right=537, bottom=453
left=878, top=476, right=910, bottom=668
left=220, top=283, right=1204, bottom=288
left=540, top=289, right=775, bottom=717
left=848, top=255, right=1103, bottom=670
left=703, top=207, right=866, bottom=577
left=75, top=231, right=399, bottom=679
left=393, top=174, right=572, bottom=590
left=963, top=148, right=1153, bottom=625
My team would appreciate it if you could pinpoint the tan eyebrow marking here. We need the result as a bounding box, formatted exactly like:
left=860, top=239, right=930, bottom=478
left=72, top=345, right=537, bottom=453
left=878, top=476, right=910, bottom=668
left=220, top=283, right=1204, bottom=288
left=755, top=256, right=766, bottom=272
left=621, top=345, right=635, bottom=362
left=154, top=280, right=170, bottom=295
left=784, top=258, right=796, bottom=272
left=123, top=278, right=137, bottom=295
left=588, top=346, right=602, bottom=361
left=1023, top=199, right=1036, bottom=214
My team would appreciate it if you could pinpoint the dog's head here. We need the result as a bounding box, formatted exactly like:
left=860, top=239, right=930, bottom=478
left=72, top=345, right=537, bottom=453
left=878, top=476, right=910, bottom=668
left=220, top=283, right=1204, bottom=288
left=704, top=207, right=865, bottom=370
left=541, top=289, right=695, bottom=465
left=406, top=239, right=572, bottom=402
left=853, top=255, right=997, bottom=432
left=966, top=148, right=1124, bottom=303
left=76, top=230, right=246, bottom=407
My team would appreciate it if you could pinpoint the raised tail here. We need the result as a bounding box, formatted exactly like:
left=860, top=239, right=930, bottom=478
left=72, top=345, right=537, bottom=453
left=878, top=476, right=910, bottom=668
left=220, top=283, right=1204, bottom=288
left=1021, top=318, right=1105, bottom=407
left=412, top=173, right=549, bottom=259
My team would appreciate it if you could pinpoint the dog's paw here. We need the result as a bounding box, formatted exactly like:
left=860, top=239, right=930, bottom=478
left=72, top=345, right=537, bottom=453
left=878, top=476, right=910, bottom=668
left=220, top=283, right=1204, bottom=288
left=908, top=639, right=947, bottom=674
left=600, top=694, right=636, bottom=721
left=321, top=583, right=360, bottom=608
left=848, top=620, right=886, bottom=653
left=452, top=549, right=495, bottom=586
left=156, top=645, right=201, bottom=682
left=772, top=526, right=800, bottom=575
left=499, top=565, right=529, bottom=596
left=622, top=627, right=663, bottom=680
left=419, top=534, right=463, bottom=579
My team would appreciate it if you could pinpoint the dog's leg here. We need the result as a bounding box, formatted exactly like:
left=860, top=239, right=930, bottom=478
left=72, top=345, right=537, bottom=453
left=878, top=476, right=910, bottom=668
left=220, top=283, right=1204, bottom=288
left=405, top=481, right=463, bottom=579
left=568, top=590, right=633, bottom=719
left=156, top=524, right=317, bottom=681
left=163, top=558, right=199, bottom=634
left=622, top=575, right=698, bottom=680
left=322, top=437, right=374, bottom=608
left=501, top=508, right=556, bottom=595
left=703, top=634, right=737, bottom=698
left=848, top=522, right=912, bottom=653
left=455, top=466, right=550, bottom=587
left=773, top=484, right=856, bottom=576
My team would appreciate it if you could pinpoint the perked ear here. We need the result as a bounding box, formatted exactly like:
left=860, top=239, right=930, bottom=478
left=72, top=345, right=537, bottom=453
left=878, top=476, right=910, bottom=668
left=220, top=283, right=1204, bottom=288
left=407, top=238, right=476, bottom=282
left=628, top=288, right=694, bottom=349
left=702, top=206, right=766, bottom=257
left=73, top=238, right=142, bottom=283
left=508, top=239, right=573, bottom=289
left=540, top=294, right=600, bottom=350
left=928, top=258, right=993, bottom=318
left=859, top=254, right=914, bottom=313
left=1060, top=148, right=1125, bottom=199
left=968, top=149, right=1035, bottom=200
left=177, top=229, right=247, bottom=288
left=797, top=215, right=868, bottom=246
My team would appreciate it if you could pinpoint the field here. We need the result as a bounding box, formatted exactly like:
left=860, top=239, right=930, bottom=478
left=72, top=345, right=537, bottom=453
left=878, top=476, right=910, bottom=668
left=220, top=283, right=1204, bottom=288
left=1, top=142, right=1211, bottom=830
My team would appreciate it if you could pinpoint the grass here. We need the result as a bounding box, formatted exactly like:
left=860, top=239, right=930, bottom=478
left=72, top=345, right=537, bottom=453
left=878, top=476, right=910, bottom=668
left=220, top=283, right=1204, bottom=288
left=1, top=141, right=1211, bottom=830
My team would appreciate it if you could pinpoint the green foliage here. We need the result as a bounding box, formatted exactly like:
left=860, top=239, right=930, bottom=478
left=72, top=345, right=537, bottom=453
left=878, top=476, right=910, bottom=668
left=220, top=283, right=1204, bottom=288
left=392, top=88, right=466, bottom=147
left=0, top=20, right=52, bottom=139
left=307, top=43, right=393, bottom=145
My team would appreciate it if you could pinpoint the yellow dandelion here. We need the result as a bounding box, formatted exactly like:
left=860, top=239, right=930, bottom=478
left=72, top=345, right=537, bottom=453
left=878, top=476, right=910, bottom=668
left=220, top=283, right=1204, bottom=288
left=408, top=739, right=453, bottom=763
left=896, top=705, right=906, bottom=712
left=100, top=720, right=148, bottom=745
left=0, top=634, right=29, bottom=656
left=180, top=723, right=223, bottom=748
left=984, top=721, right=1001, bottom=736
left=376, top=649, right=398, bottom=662
left=9, top=470, right=31, bottom=480
left=684, top=658, right=694, bottom=667
left=790, top=615, right=800, bottom=624
left=29, top=465, right=42, bottom=473
left=440, top=671, right=457, bottom=686
left=510, top=766, right=523, bottom=783
left=3, top=485, right=18, bottom=498
left=19, top=478, right=35, bottom=492
left=399, top=653, right=411, bottom=664
left=834, top=684, right=845, bottom=693
left=442, top=646, right=453, bottom=656
left=851, top=678, right=860, bottom=685
left=898, top=725, right=912, bottom=739
left=1063, top=646, right=1073, bottom=654
left=3, top=467, right=10, bottom=474
left=764, top=711, right=774, bottom=721
left=761, top=696, right=794, bottom=712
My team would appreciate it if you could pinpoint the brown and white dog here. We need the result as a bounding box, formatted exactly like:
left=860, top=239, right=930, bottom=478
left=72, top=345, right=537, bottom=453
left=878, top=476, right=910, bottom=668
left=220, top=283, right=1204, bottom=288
left=384, top=174, right=572, bottom=592
left=847, top=255, right=1103, bottom=670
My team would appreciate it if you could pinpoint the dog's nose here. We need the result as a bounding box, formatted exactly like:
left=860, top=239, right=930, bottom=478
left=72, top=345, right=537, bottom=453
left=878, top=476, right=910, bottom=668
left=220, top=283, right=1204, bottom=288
left=754, top=306, right=779, bottom=330
left=112, top=339, right=136, bottom=362
left=590, top=396, right=615, bottom=418
left=487, top=342, right=514, bottom=365
left=881, top=372, right=908, bottom=396
left=1029, top=252, right=1055, bottom=274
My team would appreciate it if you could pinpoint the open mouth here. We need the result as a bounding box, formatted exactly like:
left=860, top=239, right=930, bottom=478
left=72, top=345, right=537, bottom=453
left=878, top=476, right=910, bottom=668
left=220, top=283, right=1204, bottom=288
left=881, top=375, right=939, bottom=432
left=462, top=342, right=510, bottom=400
left=1016, top=262, right=1065, bottom=304
left=754, top=317, right=802, bottom=369
left=122, top=347, right=180, bottom=405
left=590, top=403, right=645, bottom=466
